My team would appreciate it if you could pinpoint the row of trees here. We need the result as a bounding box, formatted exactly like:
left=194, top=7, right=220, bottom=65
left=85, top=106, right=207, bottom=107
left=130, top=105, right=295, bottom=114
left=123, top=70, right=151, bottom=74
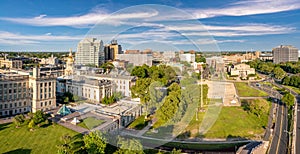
left=12, top=111, right=48, bottom=129
left=57, top=131, right=181, bottom=154
left=247, top=60, right=286, bottom=79
left=282, top=75, right=300, bottom=88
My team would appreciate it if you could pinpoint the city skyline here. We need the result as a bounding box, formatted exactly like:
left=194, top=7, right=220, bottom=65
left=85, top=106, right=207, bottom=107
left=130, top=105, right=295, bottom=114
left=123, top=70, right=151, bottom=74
left=0, top=0, right=300, bottom=51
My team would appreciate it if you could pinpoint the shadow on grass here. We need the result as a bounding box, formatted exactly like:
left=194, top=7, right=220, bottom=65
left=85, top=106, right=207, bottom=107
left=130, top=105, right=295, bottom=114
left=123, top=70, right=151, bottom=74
left=3, top=148, right=31, bottom=154
left=226, top=134, right=247, bottom=141
left=0, top=123, right=11, bottom=131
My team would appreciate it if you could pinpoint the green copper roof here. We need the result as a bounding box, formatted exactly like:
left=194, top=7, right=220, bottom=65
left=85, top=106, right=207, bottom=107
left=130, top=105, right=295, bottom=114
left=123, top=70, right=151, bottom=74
left=57, top=104, right=71, bottom=116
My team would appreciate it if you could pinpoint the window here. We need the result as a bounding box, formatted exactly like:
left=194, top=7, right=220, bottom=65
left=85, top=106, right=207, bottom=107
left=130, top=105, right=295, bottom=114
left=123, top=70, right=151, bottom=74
left=0, top=104, right=2, bottom=109
left=45, top=83, right=47, bottom=87
left=41, top=102, right=43, bottom=107
left=5, top=104, right=7, bottom=108
left=24, top=108, right=26, bottom=111
left=15, top=103, right=17, bottom=107
left=19, top=102, right=21, bottom=106
left=10, top=103, right=12, bottom=108
left=49, top=82, right=51, bottom=86
left=24, top=101, right=26, bottom=106
left=45, top=101, right=47, bottom=106
left=19, top=109, right=22, bottom=112
left=40, top=83, right=43, bottom=87
left=49, top=101, right=51, bottom=105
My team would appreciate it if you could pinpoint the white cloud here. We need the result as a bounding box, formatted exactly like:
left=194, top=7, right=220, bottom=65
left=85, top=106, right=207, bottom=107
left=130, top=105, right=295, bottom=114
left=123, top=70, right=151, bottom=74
left=1, top=0, right=299, bottom=28
left=190, top=0, right=300, bottom=18
left=0, top=31, right=83, bottom=45
left=0, top=9, right=158, bottom=27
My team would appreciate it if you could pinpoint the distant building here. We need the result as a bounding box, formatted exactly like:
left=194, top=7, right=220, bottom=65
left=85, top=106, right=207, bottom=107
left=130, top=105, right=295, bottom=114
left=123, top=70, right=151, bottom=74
left=179, top=53, right=195, bottom=63
left=104, top=40, right=122, bottom=61
left=75, top=38, right=104, bottom=67
left=116, top=54, right=152, bottom=66
left=162, top=51, right=176, bottom=62
left=259, top=52, right=273, bottom=61
left=206, top=56, right=224, bottom=72
left=223, top=52, right=260, bottom=64
left=0, top=58, right=22, bottom=69
left=272, top=45, right=299, bottom=64
left=39, top=54, right=59, bottom=65
left=229, top=63, right=255, bottom=79
left=125, top=50, right=140, bottom=54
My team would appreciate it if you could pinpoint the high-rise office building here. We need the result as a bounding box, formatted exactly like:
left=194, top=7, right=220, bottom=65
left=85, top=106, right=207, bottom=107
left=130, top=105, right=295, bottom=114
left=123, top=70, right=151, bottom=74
left=272, top=45, right=299, bottom=64
left=104, top=39, right=122, bottom=61
left=75, top=38, right=104, bottom=66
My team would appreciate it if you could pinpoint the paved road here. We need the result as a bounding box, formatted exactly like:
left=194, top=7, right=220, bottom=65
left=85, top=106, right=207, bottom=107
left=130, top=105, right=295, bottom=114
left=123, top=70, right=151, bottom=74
left=296, top=96, right=300, bottom=154
left=268, top=102, right=288, bottom=154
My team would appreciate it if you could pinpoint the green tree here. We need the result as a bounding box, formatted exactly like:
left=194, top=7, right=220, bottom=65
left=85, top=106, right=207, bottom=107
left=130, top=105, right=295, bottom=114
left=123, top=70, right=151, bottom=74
left=28, top=119, right=35, bottom=129
left=83, top=131, right=107, bottom=154
left=114, top=137, right=144, bottom=154
left=13, top=114, right=25, bottom=127
left=273, top=67, right=286, bottom=79
left=56, top=134, right=72, bottom=154
left=131, top=78, right=152, bottom=103
left=171, top=148, right=182, bottom=154
left=282, top=93, right=295, bottom=107
left=32, top=110, right=46, bottom=125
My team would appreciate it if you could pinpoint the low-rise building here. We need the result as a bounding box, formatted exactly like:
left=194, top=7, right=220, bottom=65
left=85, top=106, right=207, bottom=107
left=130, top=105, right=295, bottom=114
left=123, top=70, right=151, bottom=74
left=66, top=75, right=113, bottom=104
left=0, top=72, right=31, bottom=116
left=0, top=58, right=22, bottom=69
left=39, top=54, right=59, bottom=65
left=179, top=53, right=195, bottom=63
left=229, top=63, right=255, bottom=79
left=0, top=67, right=57, bottom=116
left=206, top=56, right=224, bottom=72
left=116, top=54, right=152, bottom=66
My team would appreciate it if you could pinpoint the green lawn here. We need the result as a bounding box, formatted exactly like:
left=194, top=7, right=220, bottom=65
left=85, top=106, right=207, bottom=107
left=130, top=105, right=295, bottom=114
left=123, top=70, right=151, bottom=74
left=204, top=106, right=267, bottom=138
left=0, top=123, right=80, bottom=154
left=178, top=98, right=270, bottom=139
left=234, top=82, right=268, bottom=97
left=128, top=115, right=149, bottom=130
left=77, top=117, right=104, bottom=129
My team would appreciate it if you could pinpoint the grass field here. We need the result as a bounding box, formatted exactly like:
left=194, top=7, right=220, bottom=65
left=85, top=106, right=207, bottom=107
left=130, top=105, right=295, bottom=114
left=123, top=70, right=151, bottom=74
left=234, top=82, right=268, bottom=97
left=0, top=123, right=80, bottom=154
left=177, top=98, right=270, bottom=139
left=204, top=106, right=267, bottom=138
left=77, top=117, right=104, bottom=129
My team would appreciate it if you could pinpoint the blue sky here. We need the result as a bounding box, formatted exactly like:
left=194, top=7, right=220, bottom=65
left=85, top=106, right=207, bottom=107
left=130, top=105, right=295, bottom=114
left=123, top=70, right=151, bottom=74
left=0, top=0, right=300, bottom=52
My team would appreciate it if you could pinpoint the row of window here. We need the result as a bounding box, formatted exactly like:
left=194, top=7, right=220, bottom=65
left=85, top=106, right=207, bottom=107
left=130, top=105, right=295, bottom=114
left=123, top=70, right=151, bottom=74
left=40, top=101, right=52, bottom=107
left=40, top=82, right=52, bottom=87
left=0, top=108, right=27, bottom=116
left=0, top=94, right=29, bottom=100
left=0, top=88, right=28, bottom=94
left=40, top=93, right=52, bottom=100
left=0, top=82, right=27, bottom=88
left=0, top=101, right=27, bottom=109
